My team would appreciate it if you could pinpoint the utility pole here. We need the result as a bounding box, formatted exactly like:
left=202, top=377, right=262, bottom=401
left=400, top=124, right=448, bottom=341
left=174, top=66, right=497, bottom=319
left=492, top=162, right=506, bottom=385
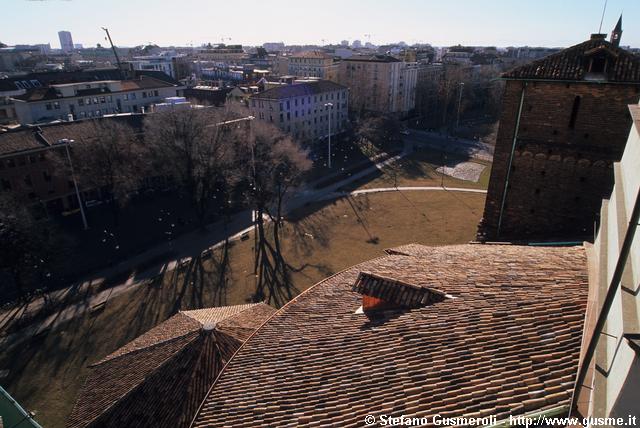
left=455, top=82, right=464, bottom=131
left=102, top=27, right=124, bottom=79
left=59, top=139, right=88, bottom=230
left=324, top=103, right=333, bottom=168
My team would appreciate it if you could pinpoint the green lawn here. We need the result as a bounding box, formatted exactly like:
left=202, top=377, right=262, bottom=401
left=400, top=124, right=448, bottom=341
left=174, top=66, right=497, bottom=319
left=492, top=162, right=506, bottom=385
left=0, top=173, right=486, bottom=428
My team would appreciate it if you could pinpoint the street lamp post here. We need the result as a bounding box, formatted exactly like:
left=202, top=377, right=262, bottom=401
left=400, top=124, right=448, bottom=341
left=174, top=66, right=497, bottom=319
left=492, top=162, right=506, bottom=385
left=455, top=82, right=465, bottom=131
left=58, top=139, right=88, bottom=230
left=324, top=102, right=333, bottom=168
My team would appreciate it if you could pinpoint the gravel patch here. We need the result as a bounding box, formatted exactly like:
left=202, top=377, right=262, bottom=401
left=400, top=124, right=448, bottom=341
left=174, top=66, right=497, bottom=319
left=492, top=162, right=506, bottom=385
left=435, top=161, right=486, bottom=182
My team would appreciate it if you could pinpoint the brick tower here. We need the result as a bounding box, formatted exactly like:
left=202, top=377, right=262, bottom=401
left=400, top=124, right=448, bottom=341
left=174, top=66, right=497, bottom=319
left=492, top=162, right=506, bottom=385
left=478, top=29, right=640, bottom=241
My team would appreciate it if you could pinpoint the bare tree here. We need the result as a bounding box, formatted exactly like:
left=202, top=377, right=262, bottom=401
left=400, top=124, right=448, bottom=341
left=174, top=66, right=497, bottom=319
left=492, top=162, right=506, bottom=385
left=235, top=121, right=312, bottom=307
left=0, top=194, right=60, bottom=302
left=144, top=108, right=238, bottom=226
left=355, top=114, right=402, bottom=154
left=62, top=119, right=144, bottom=225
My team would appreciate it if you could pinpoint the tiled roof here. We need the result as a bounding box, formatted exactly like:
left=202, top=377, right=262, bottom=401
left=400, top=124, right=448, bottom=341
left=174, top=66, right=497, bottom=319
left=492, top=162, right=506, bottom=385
left=0, top=115, right=144, bottom=157
left=67, top=303, right=275, bottom=428
left=251, top=80, right=347, bottom=100
left=0, top=69, right=179, bottom=93
left=290, top=50, right=333, bottom=59
left=502, top=36, right=640, bottom=82
left=192, top=244, right=589, bottom=427
left=343, top=54, right=401, bottom=63
left=13, top=75, right=178, bottom=102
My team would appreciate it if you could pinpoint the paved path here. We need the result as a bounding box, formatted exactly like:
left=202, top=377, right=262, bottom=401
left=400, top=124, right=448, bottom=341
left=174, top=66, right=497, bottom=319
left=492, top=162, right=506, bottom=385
left=403, top=130, right=494, bottom=162
left=0, top=140, right=486, bottom=344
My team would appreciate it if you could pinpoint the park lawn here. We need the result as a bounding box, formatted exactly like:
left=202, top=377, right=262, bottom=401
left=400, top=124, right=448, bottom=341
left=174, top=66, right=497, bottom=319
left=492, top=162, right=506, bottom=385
left=341, top=149, right=492, bottom=191
left=0, top=190, right=485, bottom=428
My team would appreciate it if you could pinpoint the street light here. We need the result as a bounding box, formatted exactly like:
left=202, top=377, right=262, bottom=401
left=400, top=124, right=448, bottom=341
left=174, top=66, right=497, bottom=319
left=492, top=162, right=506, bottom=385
left=455, top=82, right=465, bottom=131
left=57, top=139, right=88, bottom=230
left=324, top=102, right=333, bottom=168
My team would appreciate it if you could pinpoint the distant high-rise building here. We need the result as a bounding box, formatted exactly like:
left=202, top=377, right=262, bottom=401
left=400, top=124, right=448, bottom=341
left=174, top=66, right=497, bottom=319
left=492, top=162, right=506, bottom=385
left=352, top=39, right=362, bottom=49
left=58, top=30, right=74, bottom=53
left=340, top=40, right=349, bottom=47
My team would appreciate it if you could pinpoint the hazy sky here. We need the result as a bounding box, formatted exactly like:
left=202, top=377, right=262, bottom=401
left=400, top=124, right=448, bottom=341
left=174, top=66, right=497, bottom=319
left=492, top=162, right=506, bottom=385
left=3, top=0, right=639, bottom=48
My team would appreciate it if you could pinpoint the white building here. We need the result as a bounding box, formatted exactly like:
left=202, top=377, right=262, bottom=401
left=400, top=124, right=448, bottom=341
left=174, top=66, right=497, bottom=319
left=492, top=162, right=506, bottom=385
left=128, top=52, right=185, bottom=79
left=11, top=76, right=184, bottom=124
left=58, top=31, right=74, bottom=53
left=249, top=80, right=348, bottom=141
left=574, top=100, right=640, bottom=421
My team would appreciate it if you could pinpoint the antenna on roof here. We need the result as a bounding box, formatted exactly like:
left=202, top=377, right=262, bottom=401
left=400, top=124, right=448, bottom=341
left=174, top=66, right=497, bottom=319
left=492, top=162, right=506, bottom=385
left=101, top=27, right=124, bottom=80
left=598, top=0, right=608, bottom=33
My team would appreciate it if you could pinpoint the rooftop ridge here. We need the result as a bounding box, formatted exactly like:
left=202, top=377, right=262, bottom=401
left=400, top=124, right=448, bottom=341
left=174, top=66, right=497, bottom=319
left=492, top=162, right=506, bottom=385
left=78, top=332, right=205, bottom=428
left=93, top=316, right=201, bottom=366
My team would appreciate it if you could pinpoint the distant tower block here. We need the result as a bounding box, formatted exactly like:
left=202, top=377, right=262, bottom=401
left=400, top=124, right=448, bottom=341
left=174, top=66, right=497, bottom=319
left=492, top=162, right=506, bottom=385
left=58, top=30, right=74, bottom=53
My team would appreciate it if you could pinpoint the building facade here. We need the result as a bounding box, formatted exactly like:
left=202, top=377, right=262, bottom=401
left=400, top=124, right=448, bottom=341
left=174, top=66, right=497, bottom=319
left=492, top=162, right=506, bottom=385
left=249, top=80, right=348, bottom=141
left=12, top=75, right=184, bottom=124
left=573, top=98, right=640, bottom=422
left=338, top=54, right=417, bottom=116
left=478, top=31, right=640, bottom=241
left=287, top=51, right=338, bottom=80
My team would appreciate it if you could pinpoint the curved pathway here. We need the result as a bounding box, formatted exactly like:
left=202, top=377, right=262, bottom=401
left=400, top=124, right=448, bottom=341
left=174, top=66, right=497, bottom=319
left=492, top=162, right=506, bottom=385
left=1, top=185, right=487, bottom=345
left=320, top=186, right=486, bottom=201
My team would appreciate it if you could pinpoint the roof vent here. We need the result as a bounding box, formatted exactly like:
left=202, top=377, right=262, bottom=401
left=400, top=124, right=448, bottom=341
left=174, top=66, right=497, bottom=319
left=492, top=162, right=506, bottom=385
left=590, top=33, right=606, bottom=41
left=352, top=271, right=448, bottom=313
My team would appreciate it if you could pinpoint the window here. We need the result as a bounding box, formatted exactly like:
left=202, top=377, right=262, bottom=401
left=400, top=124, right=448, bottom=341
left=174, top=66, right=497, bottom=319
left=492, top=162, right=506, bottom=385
left=2, top=179, right=12, bottom=190
left=78, top=98, right=84, bottom=106
left=124, top=94, right=129, bottom=101
left=107, top=96, right=113, bottom=102
left=93, top=97, right=98, bottom=104
left=45, top=103, right=52, bottom=110
left=131, top=93, right=137, bottom=100
left=24, top=175, right=32, bottom=187
left=53, top=102, right=60, bottom=110
left=569, top=96, right=581, bottom=129
left=100, top=96, right=106, bottom=103
left=590, top=56, right=607, bottom=73
left=85, top=98, right=90, bottom=105
left=142, top=92, right=147, bottom=98
left=43, top=171, right=52, bottom=182
left=286, top=101, right=290, bottom=109
left=154, top=90, right=159, bottom=97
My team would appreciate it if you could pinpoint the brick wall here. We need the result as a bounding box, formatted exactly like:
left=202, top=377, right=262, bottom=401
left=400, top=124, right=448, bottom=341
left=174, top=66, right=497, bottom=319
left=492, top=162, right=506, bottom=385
left=479, top=79, right=640, bottom=241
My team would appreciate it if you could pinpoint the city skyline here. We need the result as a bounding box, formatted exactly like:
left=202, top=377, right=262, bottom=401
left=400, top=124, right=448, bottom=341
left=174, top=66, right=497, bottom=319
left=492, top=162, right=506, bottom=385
left=3, top=0, right=639, bottom=49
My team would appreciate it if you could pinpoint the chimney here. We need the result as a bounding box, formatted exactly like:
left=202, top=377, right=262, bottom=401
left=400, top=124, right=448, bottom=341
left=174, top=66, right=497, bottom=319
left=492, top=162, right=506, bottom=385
left=590, top=33, right=606, bottom=41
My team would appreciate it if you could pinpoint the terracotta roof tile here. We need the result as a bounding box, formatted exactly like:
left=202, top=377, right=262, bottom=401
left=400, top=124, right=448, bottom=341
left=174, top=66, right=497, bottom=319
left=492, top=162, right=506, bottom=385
left=502, top=37, right=640, bottom=82
left=67, top=303, right=275, bottom=428
left=192, top=244, right=588, bottom=427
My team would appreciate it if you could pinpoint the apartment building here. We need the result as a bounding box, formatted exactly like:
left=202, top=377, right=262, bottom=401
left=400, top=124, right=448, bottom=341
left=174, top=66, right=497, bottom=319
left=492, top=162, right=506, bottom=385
left=11, top=75, right=184, bottom=124
left=287, top=51, right=338, bottom=80
left=249, top=80, right=348, bottom=141
left=338, top=54, right=417, bottom=115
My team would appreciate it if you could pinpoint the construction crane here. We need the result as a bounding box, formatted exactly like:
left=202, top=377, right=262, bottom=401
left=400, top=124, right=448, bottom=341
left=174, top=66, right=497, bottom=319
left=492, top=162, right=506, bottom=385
left=101, top=27, right=124, bottom=79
